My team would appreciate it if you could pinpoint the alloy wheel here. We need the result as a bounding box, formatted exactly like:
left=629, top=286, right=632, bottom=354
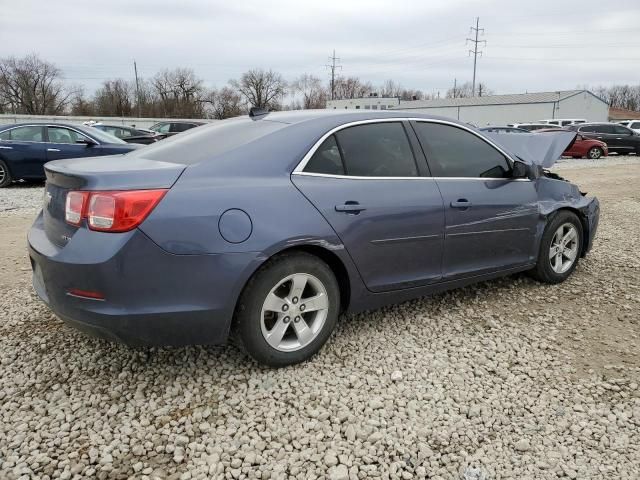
left=0, top=163, right=5, bottom=184
left=588, top=148, right=602, bottom=159
left=260, top=273, right=329, bottom=352
left=549, top=223, right=579, bottom=274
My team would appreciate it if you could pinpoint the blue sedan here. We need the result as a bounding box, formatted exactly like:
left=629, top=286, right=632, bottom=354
left=28, top=111, right=599, bottom=366
left=0, top=123, right=140, bottom=187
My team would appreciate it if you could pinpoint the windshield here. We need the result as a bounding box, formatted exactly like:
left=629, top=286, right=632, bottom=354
left=84, top=126, right=127, bottom=144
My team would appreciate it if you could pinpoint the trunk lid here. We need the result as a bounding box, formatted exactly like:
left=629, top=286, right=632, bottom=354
left=43, top=155, right=185, bottom=247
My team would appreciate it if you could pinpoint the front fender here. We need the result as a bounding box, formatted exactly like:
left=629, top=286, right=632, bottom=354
left=537, top=176, right=599, bottom=257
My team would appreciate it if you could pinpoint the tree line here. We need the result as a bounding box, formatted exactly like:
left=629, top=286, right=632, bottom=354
left=1, top=54, right=639, bottom=119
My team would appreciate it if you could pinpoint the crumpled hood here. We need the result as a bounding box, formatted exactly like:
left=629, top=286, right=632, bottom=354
left=483, top=131, right=577, bottom=168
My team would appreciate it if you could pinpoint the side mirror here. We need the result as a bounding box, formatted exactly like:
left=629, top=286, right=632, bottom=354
left=512, top=160, right=529, bottom=179
left=76, top=137, right=96, bottom=146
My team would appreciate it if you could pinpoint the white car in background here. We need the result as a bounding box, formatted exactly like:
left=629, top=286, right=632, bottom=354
left=538, top=118, right=587, bottom=127
left=507, top=123, right=551, bottom=131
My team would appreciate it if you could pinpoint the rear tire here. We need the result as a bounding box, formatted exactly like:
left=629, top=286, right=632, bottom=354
left=0, top=160, right=12, bottom=188
left=587, top=147, right=603, bottom=159
left=234, top=252, right=340, bottom=367
left=530, top=211, right=583, bottom=284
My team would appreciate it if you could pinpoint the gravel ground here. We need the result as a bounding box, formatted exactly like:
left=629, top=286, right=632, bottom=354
left=1, top=159, right=639, bottom=479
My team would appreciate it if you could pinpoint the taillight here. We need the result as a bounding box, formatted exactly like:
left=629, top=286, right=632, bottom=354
left=65, top=189, right=167, bottom=232
left=65, top=191, right=89, bottom=226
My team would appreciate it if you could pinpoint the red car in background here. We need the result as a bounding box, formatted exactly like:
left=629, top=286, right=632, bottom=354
left=536, top=128, right=608, bottom=159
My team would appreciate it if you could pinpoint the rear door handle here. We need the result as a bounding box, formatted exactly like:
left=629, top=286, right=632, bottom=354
left=335, top=202, right=366, bottom=213
left=0, top=146, right=12, bottom=150
left=47, top=148, right=60, bottom=152
left=451, top=199, right=472, bottom=208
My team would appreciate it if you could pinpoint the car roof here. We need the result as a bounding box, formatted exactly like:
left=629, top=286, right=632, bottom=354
left=251, top=109, right=474, bottom=129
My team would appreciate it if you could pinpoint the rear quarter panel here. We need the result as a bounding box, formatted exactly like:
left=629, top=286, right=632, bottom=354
left=139, top=171, right=368, bottom=312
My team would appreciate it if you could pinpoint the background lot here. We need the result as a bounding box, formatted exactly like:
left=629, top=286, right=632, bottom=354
left=1, top=158, right=640, bottom=479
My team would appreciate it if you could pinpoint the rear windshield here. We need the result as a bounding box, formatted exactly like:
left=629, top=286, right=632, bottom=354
left=134, top=118, right=286, bottom=165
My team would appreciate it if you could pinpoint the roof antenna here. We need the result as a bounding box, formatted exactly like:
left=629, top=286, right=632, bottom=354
left=249, top=107, right=269, bottom=118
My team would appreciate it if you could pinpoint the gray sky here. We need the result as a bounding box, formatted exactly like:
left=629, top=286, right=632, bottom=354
left=2, top=0, right=640, bottom=96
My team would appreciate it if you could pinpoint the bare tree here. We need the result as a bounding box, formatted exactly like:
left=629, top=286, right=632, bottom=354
left=379, top=79, right=403, bottom=98
left=153, top=68, right=205, bottom=117
left=203, top=86, right=245, bottom=119
left=68, top=87, right=95, bottom=116
left=290, top=74, right=327, bottom=109
left=333, top=76, right=373, bottom=100
left=230, top=69, right=287, bottom=110
left=446, top=81, right=493, bottom=99
left=93, top=79, right=134, bottom=116
left=0, top=54, right=72, bottom=114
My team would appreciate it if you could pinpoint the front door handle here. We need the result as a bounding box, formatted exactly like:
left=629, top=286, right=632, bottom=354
left=47, top=148, right=61, bottom=152
left=451, top=199, right=472, bottom=208
left=0, top=146, right=13, bottom=150
left=335, top=201, right=366, bottom=214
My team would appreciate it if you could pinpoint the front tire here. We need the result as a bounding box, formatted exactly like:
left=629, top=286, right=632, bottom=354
left=587, top=147, right=603, bottom=159
left=234, top=252, right=340, bottom=367
left=530, top=211, right=583, bottom=284
left=0, top=160, right=12, bottom=188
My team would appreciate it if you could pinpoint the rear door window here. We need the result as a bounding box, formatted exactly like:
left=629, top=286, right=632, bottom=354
left=592, top=125, right=614, bottom=134
left=413, top=122, right=511, bottom=178
left=333, top=122, right=418, bottom=177
left=8, top=126, right=44, bottom=142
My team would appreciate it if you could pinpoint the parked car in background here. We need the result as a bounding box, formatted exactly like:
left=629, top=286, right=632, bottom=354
left=149, top=121, right=205, bottom=137
left=567, top=123, right=640, bottom=155
left=535, top=128, right=608, bottom=159
left=507, top=123, right=551, bottom=131
left=92, top=124, right=161, bottom=145
left=28, top=111, right=599, bottom=367
left=0, top=123, right=140, bottom=187
left=480, top=126, right=529, bottom=134
left=617, top=120, right=640, bottom=133
left=539, top=118, right=587, bottom=127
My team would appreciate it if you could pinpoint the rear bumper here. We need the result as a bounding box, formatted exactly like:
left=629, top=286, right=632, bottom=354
left=28, top=213, right=261, bottom=346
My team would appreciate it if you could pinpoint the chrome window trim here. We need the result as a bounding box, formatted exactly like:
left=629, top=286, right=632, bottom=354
left=0, top=124, right=96, bottom=144
left=293, top=171, right=531, bottom=182
left=292, top=117, right=520, bottom=179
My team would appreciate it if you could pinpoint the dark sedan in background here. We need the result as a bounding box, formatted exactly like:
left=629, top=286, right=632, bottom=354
left=92, top=124, right=161, bottom=145
left=28, top=111, right=599, bottom=367
left=568, top=122, right=640, bottom=155
left=0, top=123, right=139, bottom=187
left=149, top=120, right=205, bottom=137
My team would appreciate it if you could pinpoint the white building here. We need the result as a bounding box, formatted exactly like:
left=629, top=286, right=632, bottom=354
left=392, top=90, right=608, bottom=126
left=326, top=96, right=400, bottom=111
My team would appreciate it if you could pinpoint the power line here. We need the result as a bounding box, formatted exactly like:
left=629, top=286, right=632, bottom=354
left=325, top=50, right=342, bottom=100
left=467, top=17, right=486, bottom=97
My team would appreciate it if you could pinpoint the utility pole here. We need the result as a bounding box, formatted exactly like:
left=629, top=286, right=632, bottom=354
left=466, top=17, right=486, bottom=97
left=453, top=78, right=457, bottom=98
left=325, top=50, right=342, bottom=100
left=133, top=60, right=141, bottom=118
